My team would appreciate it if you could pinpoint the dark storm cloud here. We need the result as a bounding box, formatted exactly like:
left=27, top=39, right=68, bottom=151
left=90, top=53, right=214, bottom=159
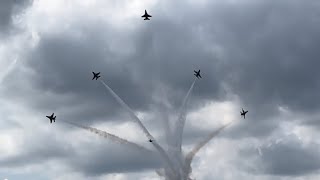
left=0, top=0, right=32, bottom=35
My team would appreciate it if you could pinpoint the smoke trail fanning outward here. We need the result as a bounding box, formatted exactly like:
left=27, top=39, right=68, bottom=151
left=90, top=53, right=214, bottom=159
left=62, top=120, right=153, bottom=153
left=173, top=78, right=197, bottom=150
left=185, top=122, right=233, bottom=167
left=100, top=80, right=153, bottom=139
left=58, top=72, right=235, bottom=179
left=99, top=79, right=178, bottom=175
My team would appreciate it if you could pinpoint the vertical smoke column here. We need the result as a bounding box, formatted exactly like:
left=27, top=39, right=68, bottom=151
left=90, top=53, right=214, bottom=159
left=156, top=78, right=196, bottom=180
left=100, top=79, right=178, bottom=176
left=173, top=78, right=197, bottom=151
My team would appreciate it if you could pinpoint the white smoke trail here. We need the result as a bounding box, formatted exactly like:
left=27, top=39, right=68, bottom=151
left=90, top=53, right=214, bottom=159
left=173, top=78, right=197, bottom=150
left=63, top=120, right=153, bottom=153
left=100, top=80, right=152, bottom=139
left=99, top=79, right=178, bottom=175
left=0, top=58, right=17, bottom=85
left=184, top=122, right=233, bottom=175
left=157, top=119, right=235, bottom=180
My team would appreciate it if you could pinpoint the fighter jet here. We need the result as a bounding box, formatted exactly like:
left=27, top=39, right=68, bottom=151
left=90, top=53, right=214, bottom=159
left=149, top=139, right=153, bottom=142
left=194, top=69, right=202, bottom=79
left=141, top=10, right=152, bottom=20
left=92, top=72, right=101, bottom=80
left=240, top=108, right=248, bottom=119
left=46, top=113, right=56, bottom=123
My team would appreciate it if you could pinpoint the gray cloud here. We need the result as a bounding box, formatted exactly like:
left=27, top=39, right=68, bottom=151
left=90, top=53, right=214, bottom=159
left=207, top=0, right=320, bottom=114
left=1, top=0, right=320, bottom=179
left=67, top=143, right=161, bottom=176
left=0, top=0, right=32, bottom=36
left=0, top=129, right=74, bottom=168
left=258, top=135, right=320, bottom=176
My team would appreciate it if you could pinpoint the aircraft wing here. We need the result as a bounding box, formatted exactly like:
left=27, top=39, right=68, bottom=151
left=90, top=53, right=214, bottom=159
left=199, top=74, right=202, bottom=78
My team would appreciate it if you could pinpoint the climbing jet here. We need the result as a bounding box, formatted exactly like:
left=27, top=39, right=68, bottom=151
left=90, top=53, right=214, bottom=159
left=92, top=72, right=101, bottom=80
left=46, top=113, right=56, bottom=123
left=240, top=108, right=248, bottom=119
left=194, top=69, right=202, bottom=79
left=142, top=10, right=152, bottom=20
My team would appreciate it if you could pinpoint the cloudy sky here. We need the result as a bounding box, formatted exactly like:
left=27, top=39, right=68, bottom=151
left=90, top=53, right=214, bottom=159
left=1, top=0, right=320, bottom=179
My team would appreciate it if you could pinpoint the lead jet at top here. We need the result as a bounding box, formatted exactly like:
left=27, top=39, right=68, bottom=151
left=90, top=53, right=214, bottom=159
left=141, top=10, right=152, bottom=20
left=46, top=113, right=56, bottom=123
left=92, top=72, right=101, bottom=80
left=240, top=108, right=248, bottom=119
left=194, top=69, right=202, bottom=79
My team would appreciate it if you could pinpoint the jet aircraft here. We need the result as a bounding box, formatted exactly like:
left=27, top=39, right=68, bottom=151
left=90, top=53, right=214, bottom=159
left=149, top=139, right=153, bottom=142
left=240, top=108, right=248, bottom=119
left=92, top=72, right=101, bottom=80
left=142, top=10, right=152, bottom=20
left=46, top=113, right=56, bottom=123
left=194, top=69, right=202, bottom=79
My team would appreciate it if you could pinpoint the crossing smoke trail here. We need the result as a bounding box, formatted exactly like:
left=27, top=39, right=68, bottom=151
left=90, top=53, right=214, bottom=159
left=173, top=78, right=197, bottom=151
left=99, top=79, right=178, bottom=176
left=154, top=122, right=233, bottom=179
left=98, top=77, right=233, bottom=180
left=65, top=73, right=236, bottom=179
left=63, top=120, right=153, bottom=153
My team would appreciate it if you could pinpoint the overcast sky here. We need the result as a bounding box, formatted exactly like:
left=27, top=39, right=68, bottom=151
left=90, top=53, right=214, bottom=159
left=1, top=0, right=320, bottom=179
